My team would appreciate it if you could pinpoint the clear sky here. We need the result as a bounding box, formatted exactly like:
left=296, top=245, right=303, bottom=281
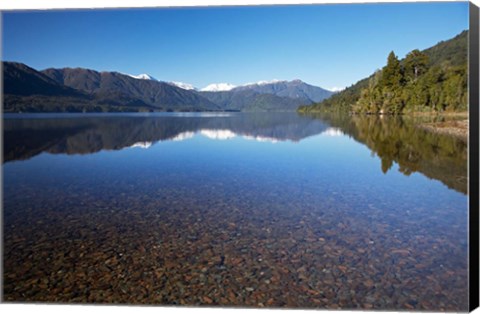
left=2, top=2, right=469, bottom=90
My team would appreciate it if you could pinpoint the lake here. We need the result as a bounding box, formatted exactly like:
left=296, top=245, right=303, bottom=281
left=2, top=112, right=469, bottom=310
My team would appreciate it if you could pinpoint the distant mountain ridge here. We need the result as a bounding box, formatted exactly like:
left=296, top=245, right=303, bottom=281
left=3, top=62, right=334, bottom=113
left=41, top=67, right=219, bottom=111
left=190, top=79, right=334, bottom=103
left=199, top=89, right=308, bottom=112
left=231, top=79, right=333, bottom=103
left=3, top=62, right=86, bottom=98
left=198, top=79, right=334, bottom=111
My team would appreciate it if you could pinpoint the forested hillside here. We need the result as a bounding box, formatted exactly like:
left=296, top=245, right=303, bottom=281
left=299, top=31, right=468, bottom=114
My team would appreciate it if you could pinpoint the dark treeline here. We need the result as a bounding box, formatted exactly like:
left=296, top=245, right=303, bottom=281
left=299, top=30, right=468, bottom=114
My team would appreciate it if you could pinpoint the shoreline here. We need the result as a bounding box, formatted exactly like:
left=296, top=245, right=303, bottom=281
left=418, top=119, right=468, bottom=140
left=406, top=111, right=468, bottom=118
left=407, top=111, right=468, bottom=140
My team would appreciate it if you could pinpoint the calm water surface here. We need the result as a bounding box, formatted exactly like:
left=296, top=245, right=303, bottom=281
left=3, top=112, right=468, bottom=310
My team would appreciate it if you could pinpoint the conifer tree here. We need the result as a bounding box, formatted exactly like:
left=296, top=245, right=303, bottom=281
left=381, top=51, right=403, bottom=89
left=404, top=49, right=429, bottom=82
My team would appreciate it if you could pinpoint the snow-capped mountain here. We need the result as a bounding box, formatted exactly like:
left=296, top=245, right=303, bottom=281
left=127, top=73, right=158, bottom=81
left=242, top=79, right=285, bottom=87
left=199, top=79, right=332, bottom=102
left=329, top=86, right=345, bottom=92
left=201, top=83, right=237, bottom=92
left=201, top=80, right=284, bottom=91
left=169, top=81, right=197, bottom=90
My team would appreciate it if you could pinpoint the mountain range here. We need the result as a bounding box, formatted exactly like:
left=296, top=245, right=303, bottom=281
left=41, top=67, right=218, bottom=111
left=3, top=62, right=334, bottom=113
left=231, top=79, right=332, bottom=102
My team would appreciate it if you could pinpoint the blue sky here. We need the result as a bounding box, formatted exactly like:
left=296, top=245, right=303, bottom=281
left=2, top=2, right=469, bottom=90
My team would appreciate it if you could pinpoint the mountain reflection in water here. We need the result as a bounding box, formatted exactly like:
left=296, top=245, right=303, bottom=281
left=3, top=113, right=329, bottom=161
left=4, top=112, right=467, bottom=194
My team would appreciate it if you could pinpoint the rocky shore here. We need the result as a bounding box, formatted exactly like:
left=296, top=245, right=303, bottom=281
left=419, top=119, right=468, bottom=141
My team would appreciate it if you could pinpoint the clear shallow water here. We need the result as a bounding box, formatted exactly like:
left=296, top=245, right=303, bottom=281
left=3, top=112, right=468, bottom=310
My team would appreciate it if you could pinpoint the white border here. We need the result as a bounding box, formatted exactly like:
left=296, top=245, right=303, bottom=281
left=0, top=1, right=478, bottom=314
left=0, top=0, right=475, bottom=10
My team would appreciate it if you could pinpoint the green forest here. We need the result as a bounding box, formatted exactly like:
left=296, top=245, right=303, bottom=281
left=299, top=30, right=468, bottom=114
